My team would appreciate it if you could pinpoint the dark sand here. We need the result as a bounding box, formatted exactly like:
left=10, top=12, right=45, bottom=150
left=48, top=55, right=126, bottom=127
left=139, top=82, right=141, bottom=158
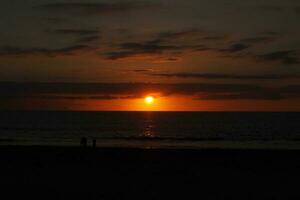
left=0, top=146, right=300, bottom=199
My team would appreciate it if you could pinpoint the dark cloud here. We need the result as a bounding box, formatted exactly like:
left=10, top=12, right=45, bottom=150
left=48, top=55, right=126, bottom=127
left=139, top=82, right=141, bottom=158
left=158, top=29, right=201, bottom=40
left=87, top=95, right=137, bottom=100
left=0, top=82, right=153, bottom=97
left=167, top=57, right=179, bottom=61
left=104, top=29, right=226, bottom=60
left=38, top=2, right=161, bottom=15
left=105, top=40, right=183, bottom=60
left=199, top=92, right=283, bottom=100
left=78, top=36, right=100, bottom=43
left=0, top=28, right=218, bottom=60
left=258, top=50, right=299, bottom=65
left=0, top=45, right=96, bottom=57
left=210, top=33, right=299, bottom=65
left=52, top=29, right=100, bottom=43
left=132, top=69, right=153, bottom=73
left=194, top=46, right=211, bottom=52
left=159, top=29, right=227, bottom=41
left=202, top=33, right=298, bottom=64
left=238, top=32, right=280, bottom=46
left=55, top=29, right=99, bottom=36
left=240, top=36, right=276, bottom=44
left=31, top=95, right=137, bottom=100
left=121, top=42, right=180, bottom=52
left=103, top=29, right=282, bottom=61
left=0, top=82, right=299, bottom=101
left=220, top=43, right=250, bottom=53
left=202, top=36, right=227, bottom=41
left=280, top=85, right=300, bottom=98
left=2, top=27, right=292, bottom=65
left=150, top=73, right=299, bottom=80
left=105, top=51, right=140, bottom=60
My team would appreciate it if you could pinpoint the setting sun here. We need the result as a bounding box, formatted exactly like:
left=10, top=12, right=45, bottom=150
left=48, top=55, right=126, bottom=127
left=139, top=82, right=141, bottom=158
left=145, top=96, right=154, bottom=104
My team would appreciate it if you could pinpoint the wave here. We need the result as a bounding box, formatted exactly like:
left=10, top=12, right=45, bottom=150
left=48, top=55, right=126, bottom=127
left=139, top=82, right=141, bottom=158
left=92, top=136, right=300, bottom=142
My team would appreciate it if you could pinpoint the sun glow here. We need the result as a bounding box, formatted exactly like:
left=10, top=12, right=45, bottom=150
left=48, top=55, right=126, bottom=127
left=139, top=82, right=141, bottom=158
left=145, top=96, right=154, bottom=104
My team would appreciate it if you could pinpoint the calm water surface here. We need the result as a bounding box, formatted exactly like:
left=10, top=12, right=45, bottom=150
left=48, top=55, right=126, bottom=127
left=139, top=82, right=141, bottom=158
left=0, top=111, right=299, bottom=149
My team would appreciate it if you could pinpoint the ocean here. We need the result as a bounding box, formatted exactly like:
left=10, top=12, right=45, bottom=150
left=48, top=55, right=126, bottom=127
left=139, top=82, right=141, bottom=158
left=0, top=111, right=299, bottom=149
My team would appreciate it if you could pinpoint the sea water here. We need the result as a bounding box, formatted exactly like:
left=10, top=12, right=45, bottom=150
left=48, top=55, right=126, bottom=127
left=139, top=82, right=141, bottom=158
left=0, top=111, right=299, bottom=149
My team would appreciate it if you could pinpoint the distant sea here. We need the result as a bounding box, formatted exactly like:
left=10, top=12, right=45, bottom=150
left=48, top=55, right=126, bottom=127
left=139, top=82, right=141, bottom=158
left=0, top=111, right=299, bottom=149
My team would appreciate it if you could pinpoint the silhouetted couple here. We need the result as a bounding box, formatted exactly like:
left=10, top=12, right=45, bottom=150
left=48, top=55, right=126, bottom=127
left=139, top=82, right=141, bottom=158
left=80, top=137, right=96, bottom=148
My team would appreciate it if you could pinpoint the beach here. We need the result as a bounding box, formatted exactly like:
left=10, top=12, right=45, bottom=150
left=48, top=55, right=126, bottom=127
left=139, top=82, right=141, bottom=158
left=1, top=146, right=299, bottom=199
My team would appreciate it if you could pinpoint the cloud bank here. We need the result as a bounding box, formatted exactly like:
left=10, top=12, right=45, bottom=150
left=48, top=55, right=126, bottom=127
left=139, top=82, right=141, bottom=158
left=0, top=82, right=299, bottom=101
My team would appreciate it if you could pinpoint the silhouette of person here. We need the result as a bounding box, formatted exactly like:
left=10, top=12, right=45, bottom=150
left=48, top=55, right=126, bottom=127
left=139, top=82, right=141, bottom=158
left=80, top=137, right=87, bottom=147
left=92, top=139, right=97, bottom=148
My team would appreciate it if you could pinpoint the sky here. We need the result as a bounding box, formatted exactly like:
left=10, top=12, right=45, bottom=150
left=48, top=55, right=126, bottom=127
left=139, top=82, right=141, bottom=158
left=0, top=0, right=299, bottom=111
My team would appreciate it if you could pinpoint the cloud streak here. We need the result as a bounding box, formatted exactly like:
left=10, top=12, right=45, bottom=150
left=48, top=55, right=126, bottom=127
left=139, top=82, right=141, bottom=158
left=104, top=29, right=223, bottom=60
left=150, top=73, right=299, bottom=80
left=240, top=36, right=276, bottom=44
left=219, top=43, right=250, bottom=53
left=38, top=1, right=161, bottom=15
left=0, top=45, right=97, bottom=57
left=0, top=82, right=299, bottom=101
left=53, top=28, right=101, bottom=43
left=105, top=40, right=184, bottom=60
left=54, top=29, right=99, bottom=36
left=103, top=29, right=298, bottom=65
left=258, top=50, right=299, bottom=65
left=1, top=25, right=298, bottom=66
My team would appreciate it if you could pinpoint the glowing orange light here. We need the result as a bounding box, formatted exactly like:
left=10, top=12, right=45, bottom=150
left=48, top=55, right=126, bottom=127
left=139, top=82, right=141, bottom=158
left=145, top=96, right=154, bottom=104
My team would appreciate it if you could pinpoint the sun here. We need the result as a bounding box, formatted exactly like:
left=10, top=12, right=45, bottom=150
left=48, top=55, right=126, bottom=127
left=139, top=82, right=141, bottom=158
left=145, top=96, right=154, bottom=104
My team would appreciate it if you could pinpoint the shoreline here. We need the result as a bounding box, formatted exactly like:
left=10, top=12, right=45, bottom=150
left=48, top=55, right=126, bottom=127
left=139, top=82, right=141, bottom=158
left=1, top=139, right=300, bottom=150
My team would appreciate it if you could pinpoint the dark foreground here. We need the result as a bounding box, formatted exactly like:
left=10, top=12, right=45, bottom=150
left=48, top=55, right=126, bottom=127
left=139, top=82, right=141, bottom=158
left=0, top=146, right=300, bottom=200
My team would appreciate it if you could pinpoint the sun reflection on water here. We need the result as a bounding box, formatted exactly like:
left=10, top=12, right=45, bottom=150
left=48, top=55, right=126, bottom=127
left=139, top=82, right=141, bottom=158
left=142, top=113, right=155, bottom=138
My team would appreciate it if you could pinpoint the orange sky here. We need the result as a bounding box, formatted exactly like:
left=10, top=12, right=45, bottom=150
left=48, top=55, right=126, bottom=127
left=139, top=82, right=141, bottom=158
left=4, top=95, right=298, bottom=111
left=83, top=98, right=300, bottom=111
left=0, top=0, right=299, bottom=111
